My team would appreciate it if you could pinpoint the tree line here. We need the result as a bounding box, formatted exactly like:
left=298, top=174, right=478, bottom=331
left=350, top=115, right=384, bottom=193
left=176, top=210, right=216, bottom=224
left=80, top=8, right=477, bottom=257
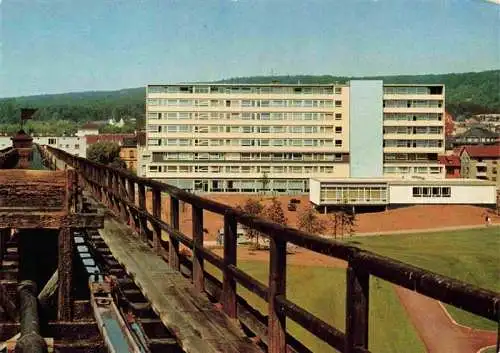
left=0, top=70, right=497, bottom=135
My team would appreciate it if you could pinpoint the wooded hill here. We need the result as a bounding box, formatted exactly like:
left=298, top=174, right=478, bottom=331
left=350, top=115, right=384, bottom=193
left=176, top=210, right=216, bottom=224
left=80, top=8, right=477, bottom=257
left=0, top=70, right=498, bottom=131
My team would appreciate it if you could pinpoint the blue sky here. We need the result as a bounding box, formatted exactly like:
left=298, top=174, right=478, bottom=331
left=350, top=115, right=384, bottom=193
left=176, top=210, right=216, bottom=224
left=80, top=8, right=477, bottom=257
left=0, top=0, right=498, bottom=97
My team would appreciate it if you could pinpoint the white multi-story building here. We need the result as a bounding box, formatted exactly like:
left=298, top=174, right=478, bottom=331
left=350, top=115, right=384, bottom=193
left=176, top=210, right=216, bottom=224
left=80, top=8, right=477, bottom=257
left=0, top=135, right=86, bottom=157
left=140, top=81, right=446, bottom=194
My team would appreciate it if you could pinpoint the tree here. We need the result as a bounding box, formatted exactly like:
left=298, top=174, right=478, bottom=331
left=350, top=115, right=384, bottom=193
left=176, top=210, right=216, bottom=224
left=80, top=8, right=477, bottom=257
left=87, top=141, right=126, bottom=169
left=260, top=172, right=270, bottom=195
left=326, top=207, right=356, bottom=239
left=265, top=197, right=287, bottom=226
left=236, top=198, right=264, bottom=249
left=297, top=204, right=325, bottom=235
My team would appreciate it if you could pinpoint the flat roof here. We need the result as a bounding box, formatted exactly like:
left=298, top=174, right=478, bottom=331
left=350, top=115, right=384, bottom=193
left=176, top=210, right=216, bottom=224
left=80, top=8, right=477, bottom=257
left=147, top=83, right=345, bottom=87
left=148, top=82, right=444, bottom=88
left=311, top=177, right=496, bottom=187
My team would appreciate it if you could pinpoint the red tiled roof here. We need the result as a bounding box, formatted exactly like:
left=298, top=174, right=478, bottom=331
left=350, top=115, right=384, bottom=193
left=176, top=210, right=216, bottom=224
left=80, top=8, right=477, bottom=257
left=85, top=134, right=135, bottom=145
left=438, top=155, right=461, bottom=167
left=459, top=145, right=500, bottom=158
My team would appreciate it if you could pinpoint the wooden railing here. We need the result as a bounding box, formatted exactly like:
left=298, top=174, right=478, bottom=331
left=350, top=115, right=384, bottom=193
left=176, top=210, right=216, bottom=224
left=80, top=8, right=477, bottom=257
left=0, top=147, right=18, bottom=169
left=40, top=145, right=499, bottom=353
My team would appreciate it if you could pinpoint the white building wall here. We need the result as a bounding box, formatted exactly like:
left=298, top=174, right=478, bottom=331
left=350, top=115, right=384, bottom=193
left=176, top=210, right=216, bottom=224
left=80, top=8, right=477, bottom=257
left=0, top=137, right=10, bottom=149
left=309, top=179, right=321, bottom=205
left=389, top=185, right=496, bottom=204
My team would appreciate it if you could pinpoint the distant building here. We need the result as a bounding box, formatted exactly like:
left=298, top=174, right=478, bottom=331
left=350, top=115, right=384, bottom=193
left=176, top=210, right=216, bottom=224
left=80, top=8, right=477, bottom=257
left=141, top=81, right=446, bottom=193
left=0, top=135, right=86, bottom=157
left=85, top=134, right=136, bottom=146
left=438, top=155, right=461, bottom=178
left=451, top=126, right=498, bottom=147
left=120, top=137, right=138, bottom=172
left=460, top=145, right=500, bottom=188
left=76, top=123, right=100, bottom=137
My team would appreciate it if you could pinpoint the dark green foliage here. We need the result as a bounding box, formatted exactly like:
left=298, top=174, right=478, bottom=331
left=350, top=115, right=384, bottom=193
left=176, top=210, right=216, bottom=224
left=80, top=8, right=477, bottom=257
left=217, top=70, right=500, bottom=116
left=87, top=141, right=126, bottom=169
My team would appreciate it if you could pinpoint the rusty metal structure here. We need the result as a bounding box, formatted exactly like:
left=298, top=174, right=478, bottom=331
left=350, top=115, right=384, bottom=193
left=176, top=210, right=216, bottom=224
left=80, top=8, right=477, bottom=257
left=38, top=144, right=499, bottom=353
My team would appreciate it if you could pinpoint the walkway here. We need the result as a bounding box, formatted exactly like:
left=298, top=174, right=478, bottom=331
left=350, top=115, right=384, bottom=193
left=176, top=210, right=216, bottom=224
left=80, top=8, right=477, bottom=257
left=394, top=286, right=497, bottom=353
left=98, top=214, right=262, bottom=353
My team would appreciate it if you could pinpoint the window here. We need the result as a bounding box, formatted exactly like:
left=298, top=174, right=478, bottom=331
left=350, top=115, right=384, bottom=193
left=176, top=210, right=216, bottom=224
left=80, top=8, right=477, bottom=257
left=335, top=113, right=342, bottom=120
left=335, top=140, right=342, bottom=147
left=335, top=100, right=342, bottom=107
left=74, top=144, right=80, bottom=149
left=335, top=127, right=342, bottom=133
left=335, top=87, right=342, bottom=94
left=48, top=138, right=56, bottom=145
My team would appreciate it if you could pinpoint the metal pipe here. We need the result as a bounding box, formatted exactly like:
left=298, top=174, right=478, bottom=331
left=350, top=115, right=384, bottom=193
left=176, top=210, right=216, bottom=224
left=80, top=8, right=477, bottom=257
left=15, top=280, right=48, bottom=353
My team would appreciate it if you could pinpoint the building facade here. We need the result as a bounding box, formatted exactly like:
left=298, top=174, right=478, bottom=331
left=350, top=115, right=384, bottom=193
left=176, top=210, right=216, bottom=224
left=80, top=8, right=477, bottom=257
left=120, top=137, right=138, bottom=172
left=460, top=145, right=500, bottom=188
left=141, top=82, right=445, bottom=193
left=310, top=178, right=496, bottom=209
left=0, top=135, right=86, bottom=157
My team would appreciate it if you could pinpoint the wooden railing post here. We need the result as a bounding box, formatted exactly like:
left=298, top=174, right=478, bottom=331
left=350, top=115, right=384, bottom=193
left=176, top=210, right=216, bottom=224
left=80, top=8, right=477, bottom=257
left=169, top=196, right=180, bottom=271
left=119, top=176, right=127, bottom=221
left=222, top=213, right=237, bottom=318
left=192, top=205, right=204, bottom=292
left=268, top=237, right=287, bottom=353
left=127, top=179, right=136, bottom=227
left=106, top=170, right=113, bottom=209
left=57, top=227, right=73, bottom=321
left=138, top=184, right=147, bottom=241
left=152, top=189, right=162, bottom=254
left=345, top=259, right=369, bottom=353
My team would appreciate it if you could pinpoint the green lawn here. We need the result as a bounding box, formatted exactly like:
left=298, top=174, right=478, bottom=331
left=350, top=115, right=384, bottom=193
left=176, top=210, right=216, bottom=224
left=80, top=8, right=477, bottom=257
left=347, top=227, right=500, bottom=330
left=207, top=262, right=425, bottom=353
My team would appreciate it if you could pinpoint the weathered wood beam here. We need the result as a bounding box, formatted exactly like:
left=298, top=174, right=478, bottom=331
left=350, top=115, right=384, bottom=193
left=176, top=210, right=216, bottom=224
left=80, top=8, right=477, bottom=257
left=57, top=228, right=73, bottom=321
left=0, top=282, right=19, bottom=322
left=38, top=270, right=58, bottom=311
left=0, top=213, right=103, bottom=229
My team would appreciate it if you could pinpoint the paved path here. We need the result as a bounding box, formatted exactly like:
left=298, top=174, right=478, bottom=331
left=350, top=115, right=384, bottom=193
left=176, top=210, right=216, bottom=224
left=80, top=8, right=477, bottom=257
left=394, top=286, right=497, bottom=353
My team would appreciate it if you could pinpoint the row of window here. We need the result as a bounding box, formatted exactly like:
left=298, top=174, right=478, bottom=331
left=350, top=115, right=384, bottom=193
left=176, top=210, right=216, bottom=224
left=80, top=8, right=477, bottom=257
left=148, top=112, right=343, bottom=121
left=383, top=86, right=442, bottom=95
left=147, top=98, right=343, bottom=108
left=383, top=100, right=443, bottom=108
left=384, top=153, right=437, bottom=161
left=383, top=113, right=442, bottom=121
left=148, top=165, right=335, bottom=174
left=412, top=187, right=451, bottom=197
left=148, top=124, right=343, bottom=134
left=383, top=140, right=443, bottom=148
left=383, top=126, right=442, bottom=134
left=148, top=138, right=343, bottom=147
left=152, top=152, right=345, bottom=162
left=384, top=166, right=443, bottom=174
left=148, top=85, right=342, bottom=95
left=320, top=187, right=387, bottom=203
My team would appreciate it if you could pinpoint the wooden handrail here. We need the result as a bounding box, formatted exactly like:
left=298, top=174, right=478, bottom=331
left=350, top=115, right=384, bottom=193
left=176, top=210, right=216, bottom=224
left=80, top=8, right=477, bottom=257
left=40, top=144, right=500, bottom=353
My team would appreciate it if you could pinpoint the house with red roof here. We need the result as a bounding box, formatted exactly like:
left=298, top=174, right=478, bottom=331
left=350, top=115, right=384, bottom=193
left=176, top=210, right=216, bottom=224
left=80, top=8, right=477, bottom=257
left=459, top=145, right=500, bottom=188
left=438, top=155, right=461, bottom=178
